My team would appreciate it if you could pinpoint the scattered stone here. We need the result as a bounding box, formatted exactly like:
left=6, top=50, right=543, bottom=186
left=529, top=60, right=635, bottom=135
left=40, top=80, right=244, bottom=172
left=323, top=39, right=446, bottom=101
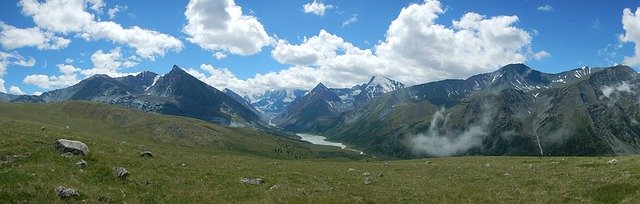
left=241, top=177, right=265, bottom=185
left=140, top=151, right=153, bottom=157
left=363, top=177, right=373, bottom=185
left=383, top=162, right=389, bottom=166
left=60, top=152, right=73, bottom=158
left=362, top=172, right=371, bottom=177
left=551, top=161, right=560, bottom=164
left=485, top=163, right=491, bottom=168
left=140, top=144, right=147, bottom=151
left=54, top=139, right=89, bottom=155
left=528, top=164, right=534, bottom=170
left=425, top=161, right=432, bottom=164
left=55, top=186, right=79, bottom=199
left=114, top=167, right=129, bottom=179
left=76, top=160, right=87, bottom=168
left=269, top=185, right=280, bottom=190
left=347, top=168, right=356, bottom=172
left=607, top=159, right=620, bottom=165
left=377, top=172, right=384, bottom=177
left=503, top=172, right=510, bottom=176
left=180, top=162, right=186, bottom=167
left=41, top=126, right=45, bottom=131
left=273, top=162, right=278, bottom=165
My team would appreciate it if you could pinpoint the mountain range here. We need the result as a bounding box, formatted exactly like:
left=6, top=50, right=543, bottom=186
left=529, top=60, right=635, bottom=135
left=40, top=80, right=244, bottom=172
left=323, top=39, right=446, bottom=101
left=4, top=63, right=640, bottom=158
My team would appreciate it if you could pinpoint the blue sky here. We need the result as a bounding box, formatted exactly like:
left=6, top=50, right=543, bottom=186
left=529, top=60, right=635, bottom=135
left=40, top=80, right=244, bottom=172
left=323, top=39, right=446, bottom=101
left=0, top=0, right=639, bottom=96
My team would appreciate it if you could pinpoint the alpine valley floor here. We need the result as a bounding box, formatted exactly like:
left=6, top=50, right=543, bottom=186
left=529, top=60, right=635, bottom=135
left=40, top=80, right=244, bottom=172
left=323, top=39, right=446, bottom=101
left=1, top=101, right=639, bottom=203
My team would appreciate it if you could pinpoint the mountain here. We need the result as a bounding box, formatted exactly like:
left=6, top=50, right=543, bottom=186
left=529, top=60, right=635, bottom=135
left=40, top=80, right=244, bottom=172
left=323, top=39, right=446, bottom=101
left=321, top=64, right=640, bottom=158
left=0, top=92, right=18, bottom=101
left=353, top=76, right=405, bottom=105
left=276, top=83, right=342, bottom=132
left=250, top=89, right=307, bottom=118
left=223, top=88, right=261, bottom=117
left=13, top=65, right=264, bottom=127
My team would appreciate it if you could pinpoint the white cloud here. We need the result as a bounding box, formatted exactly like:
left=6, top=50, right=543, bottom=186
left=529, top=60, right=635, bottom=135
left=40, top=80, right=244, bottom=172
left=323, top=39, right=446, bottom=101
left=537, top=5, right=553, bottom=12
left=214, top=0, right=542, bottom=97
left=533, top=51, right=551, bottom=60
left=107, top=5, right=126, bottom=19
left=375, top=0, right=534, bottom=83
left=213, top=52, right=227, bottom=60
left=81, top=21, right=183, bottom=60
left=0, top=22, right=70, bottom=50
left=9, top=86, right=26, bottom=95
left=183, top=0, right=271, bottom=56
left=19, top=0, right=96, bottom=34
left=23, top=73, right=80, bottom=89
left=620, top=7, right=640, bottom=66
left=0, top=79, right=5, bottom=93
left=303, top=0, right=334, bottom=16
left=19, top=0, right=182, bottom=60
left=80, top=47, right=138, bottom=77
left=342, top=14, right=358, bottom=28
left=0, top=51, right=36, bottom=77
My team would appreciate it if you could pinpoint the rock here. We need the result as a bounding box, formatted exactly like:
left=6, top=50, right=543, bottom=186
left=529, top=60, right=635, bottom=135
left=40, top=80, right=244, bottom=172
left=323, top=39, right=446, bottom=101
left=269, top=185, right=280, bottom=190
left=241, top=177, right=265, bottom=185
left=383, top=162, right=389, bottom=166
left=607, top=159, right=620, bottom=165
left=55, top=186, right=79, bottom=198
left=425, top=161, right=432, bottom=164
left=347, top=168, right=356, bottom=172
left=363, top=177, right=373, bottom=185
left=114, top=167, right=129, bottom=179
left=503, top=172, right=510, bottom=176
left=140, top=151, right=153, bottom=157
left=362, top=172, right=371, bottom=177
left=41, top=126, right=45, bottom=131
left=76, top=160, right=87, bottom=168
left=377, top=172, right=384, bottom=177
left=485, top=163, right=491, bottom=168
left=60, top=152, right=73, bottom=158
left=528, top=164, right=534, bottom=170
left=54, top=139, right=89, bottom=155
left=180, top=162, right=186, bottom=167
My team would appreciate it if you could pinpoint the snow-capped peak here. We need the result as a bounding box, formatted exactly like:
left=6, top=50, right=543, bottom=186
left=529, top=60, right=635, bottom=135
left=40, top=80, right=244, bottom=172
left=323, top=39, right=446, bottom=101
left=366, top=76, right=405, bottom=94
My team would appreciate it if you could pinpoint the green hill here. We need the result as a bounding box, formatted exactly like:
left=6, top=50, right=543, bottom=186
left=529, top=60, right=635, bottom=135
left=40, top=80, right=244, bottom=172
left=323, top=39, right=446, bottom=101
left=2, top=101, right=640, bottom=202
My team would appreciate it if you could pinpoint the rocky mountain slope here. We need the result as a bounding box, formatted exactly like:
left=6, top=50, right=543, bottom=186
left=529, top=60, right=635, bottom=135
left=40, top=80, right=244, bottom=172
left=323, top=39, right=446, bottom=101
left=12, top=65, right=263, bottom=127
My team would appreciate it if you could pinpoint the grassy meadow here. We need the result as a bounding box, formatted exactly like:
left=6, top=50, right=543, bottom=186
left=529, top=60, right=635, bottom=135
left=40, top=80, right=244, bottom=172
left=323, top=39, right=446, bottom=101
left=1, top=101, right=639, bottom=203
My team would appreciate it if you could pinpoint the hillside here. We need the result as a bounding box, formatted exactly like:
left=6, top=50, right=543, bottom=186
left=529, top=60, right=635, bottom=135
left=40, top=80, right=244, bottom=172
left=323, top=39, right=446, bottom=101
left=1, top=101, right=639, bottom=202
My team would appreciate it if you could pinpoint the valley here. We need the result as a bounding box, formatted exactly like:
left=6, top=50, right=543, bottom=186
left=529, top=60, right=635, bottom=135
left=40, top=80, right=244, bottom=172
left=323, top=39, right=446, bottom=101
left=2, top=101, right=640, bottom=202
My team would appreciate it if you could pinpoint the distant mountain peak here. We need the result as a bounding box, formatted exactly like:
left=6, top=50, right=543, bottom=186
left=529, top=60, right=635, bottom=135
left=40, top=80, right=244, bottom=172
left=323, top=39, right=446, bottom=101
left=497, top=63, right=532, bottom=75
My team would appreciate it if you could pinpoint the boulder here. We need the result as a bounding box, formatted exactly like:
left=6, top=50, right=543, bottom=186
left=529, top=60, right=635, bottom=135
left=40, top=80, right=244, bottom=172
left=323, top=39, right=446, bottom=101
left=347, top=168, right=356, bottom=172
left=362, top=172, right=371, bottom=177
left=54, top=139, right=89, bottom=155
left=76, top=160, right=87, bottom=168
left=140, top=151, right=153, bottom=157
left=269, top=185, right=280, bottom=190
left=114, top=167, right=129, bottom=179
left=241, top=177, right=265, bottom=185
left=607, top=159, right=620, bottom=165
left=55, top=186, right=79, bottom=198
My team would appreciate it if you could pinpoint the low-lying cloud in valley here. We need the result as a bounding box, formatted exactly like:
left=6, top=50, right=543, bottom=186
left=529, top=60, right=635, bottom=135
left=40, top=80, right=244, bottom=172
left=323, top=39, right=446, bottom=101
left=409, top=107, right=491, bottom=157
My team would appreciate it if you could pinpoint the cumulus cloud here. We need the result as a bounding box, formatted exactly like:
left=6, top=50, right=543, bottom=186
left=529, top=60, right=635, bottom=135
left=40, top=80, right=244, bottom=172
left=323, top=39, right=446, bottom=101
left=183, top=0, right=271, bottom=56
left=533, top=51, right=551, bottom=60
left=9, top=86, right=26, bottom=95
left=24, top=48, right=139, bottom=90
left=375, top=1, right=535, bottom=83
left=0, top=79, right=5, bottom=93
left=342, top=14, right=358, bottom=28
left=198, top=0, right=545, bottom=98
left=303, top=0, right=333, bottom=16
left=107, top=5, right=126, bottom=19
left=80, top=47, right=138, bottom=77
left=0, top=22, right=70, bottom=50
left=23, top=63, right=83, bottom=89
left=80, top=22, right=183, bottom=60
left=18, top=0, right=182, bottom=60
left=537, top=5, right=553, bottom=12
left=0, top=51, right=36, bottom=77
left=620, top=7, right=640, bottom=66
left=409, top=107, right=491, bottom=157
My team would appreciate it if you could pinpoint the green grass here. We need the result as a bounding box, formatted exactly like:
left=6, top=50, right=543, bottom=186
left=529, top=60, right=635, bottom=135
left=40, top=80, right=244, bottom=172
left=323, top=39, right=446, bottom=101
left=1, top=101, right=640, bottom=203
